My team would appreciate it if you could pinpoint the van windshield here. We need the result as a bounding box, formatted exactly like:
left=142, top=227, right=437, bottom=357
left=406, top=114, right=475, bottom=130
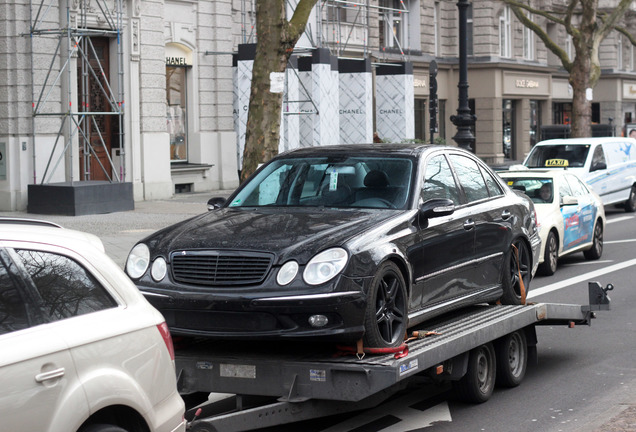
left=524, top=144, right=591, bottom=168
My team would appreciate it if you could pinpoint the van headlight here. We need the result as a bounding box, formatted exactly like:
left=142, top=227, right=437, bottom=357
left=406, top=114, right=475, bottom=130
left=303, top=248, right=348, bottom=286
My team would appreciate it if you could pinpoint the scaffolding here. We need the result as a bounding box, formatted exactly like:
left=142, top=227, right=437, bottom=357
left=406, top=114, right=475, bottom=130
left=237, top=0, right=411, bottom=60
left=28, top=0, right=125, bottom=185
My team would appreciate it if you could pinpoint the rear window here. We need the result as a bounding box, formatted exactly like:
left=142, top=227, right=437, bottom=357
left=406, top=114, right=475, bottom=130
left=14, top=249, right=117, bottom=323
left=525, top=144, right=591, bottom=168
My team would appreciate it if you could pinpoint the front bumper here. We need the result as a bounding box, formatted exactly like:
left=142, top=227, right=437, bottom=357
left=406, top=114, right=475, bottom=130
left=139, top=276, right=369, bottom=343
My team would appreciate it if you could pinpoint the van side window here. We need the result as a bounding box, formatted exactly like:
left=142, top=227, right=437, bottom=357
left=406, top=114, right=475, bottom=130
left=590, top=146, right=606, bottom=172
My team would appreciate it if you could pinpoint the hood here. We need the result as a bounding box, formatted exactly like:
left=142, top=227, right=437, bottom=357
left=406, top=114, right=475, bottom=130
left=143, top=207, right=401, bottom=264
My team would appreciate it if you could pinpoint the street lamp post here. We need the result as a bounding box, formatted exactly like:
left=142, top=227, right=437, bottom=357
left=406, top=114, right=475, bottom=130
left=450, top=0, right=476, bottom=151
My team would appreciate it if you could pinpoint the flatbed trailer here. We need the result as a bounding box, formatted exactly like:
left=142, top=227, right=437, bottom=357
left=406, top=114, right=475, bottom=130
left=177, top=282, right=612, bottom=432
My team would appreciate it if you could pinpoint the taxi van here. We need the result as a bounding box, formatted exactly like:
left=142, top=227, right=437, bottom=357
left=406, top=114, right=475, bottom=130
left=522, top=137, right=636, bottom=212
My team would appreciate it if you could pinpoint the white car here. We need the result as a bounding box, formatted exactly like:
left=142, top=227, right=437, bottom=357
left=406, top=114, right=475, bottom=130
left=0, top=219, right=186, bottom=432
left=521, top=137, right=636, bottom=211
left=499, top=170, right=605, bottom=276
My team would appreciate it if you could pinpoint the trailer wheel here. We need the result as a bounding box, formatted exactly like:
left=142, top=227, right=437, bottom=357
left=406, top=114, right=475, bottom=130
left=454, top=343, right=496, bottom=403
left=495, top=330, right=527, bottom=388
left=363, top=261, right=407, bottom=348
left=500, top=239, right=531, bottom=305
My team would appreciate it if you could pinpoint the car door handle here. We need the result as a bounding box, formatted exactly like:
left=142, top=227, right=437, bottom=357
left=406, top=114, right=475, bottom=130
left=463, top=219, right=475, bottom=230
left=35, top=367, right=65, bottom=383
left=501, top=210, right=511, bottom=220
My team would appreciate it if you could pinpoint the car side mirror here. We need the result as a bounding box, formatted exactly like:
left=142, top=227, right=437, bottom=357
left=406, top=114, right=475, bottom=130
left=419, top=198, right=455, bottom=219
left=207, top=197, right=227, bottom=211
left=561, top=196, right=578, bottom=206
left=590, top=162, right=607, bottom=172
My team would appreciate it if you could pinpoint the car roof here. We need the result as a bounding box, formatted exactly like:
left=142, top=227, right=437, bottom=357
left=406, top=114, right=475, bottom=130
left=534, top=137, right=636, bottom=146
left=0, top=218, right=105, bottom=253
left=276, top=143, right=452, bottom=158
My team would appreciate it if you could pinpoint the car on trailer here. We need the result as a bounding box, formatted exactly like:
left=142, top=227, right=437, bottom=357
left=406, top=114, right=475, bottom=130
left=126, top=144, right=541, bottom=349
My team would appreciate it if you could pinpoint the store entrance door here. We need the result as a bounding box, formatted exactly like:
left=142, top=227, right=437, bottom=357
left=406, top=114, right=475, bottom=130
left=78, top=37, right=113, bottom=181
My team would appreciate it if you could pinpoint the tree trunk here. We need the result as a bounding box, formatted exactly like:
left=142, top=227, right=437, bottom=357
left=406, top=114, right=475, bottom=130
left=569, top=55, right=592, bottom=138
left=240, top=0, right=318, bottom=184
left=241, top=0, right=288, bottom=184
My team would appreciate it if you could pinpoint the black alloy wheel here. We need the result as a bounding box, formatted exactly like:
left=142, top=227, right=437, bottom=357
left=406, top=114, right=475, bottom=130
left=501, top=239, right=531, bottom=305
left=583, top=221, right=603, bottom=260
left=363, top=261, right=407, bottom=348
left=539, top=231, right=558, bottom=276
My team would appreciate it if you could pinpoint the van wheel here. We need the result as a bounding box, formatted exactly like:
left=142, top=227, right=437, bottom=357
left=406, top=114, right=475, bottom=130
left=583, top=221, right=603, bottom=260
left=495, top=330, right=527, bottom=388
left=454, top=343, right=496, bottom=403
left=625, top=186, right=636, bottom=213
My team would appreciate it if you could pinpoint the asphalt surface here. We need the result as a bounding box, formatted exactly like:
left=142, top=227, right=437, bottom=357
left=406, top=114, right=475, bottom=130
left=2, top=190, right=635, bottom=431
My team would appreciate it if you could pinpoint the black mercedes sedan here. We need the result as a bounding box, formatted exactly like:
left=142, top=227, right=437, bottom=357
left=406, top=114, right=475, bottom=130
left=126, top=144, right=540, bottom=348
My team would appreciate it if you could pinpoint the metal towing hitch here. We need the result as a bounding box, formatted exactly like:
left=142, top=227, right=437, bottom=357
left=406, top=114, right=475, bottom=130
left=582, top=281, right=613, bottom=320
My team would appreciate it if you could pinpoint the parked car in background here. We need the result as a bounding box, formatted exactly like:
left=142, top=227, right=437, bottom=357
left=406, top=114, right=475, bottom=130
left=126, top=144, right=540, bottom=349
left=521, top=137, right=636, bottom=212
left=499, top=170, right=605, bottom=276
left=0, top=219, right=185, bottom=432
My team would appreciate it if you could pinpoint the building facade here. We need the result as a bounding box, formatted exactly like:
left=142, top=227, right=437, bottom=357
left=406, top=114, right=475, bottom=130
left=0, top=0, right=635, bottom=211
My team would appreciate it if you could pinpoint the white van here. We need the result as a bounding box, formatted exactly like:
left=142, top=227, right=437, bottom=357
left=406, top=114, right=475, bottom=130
left=522, top=137, right=636, bottom=212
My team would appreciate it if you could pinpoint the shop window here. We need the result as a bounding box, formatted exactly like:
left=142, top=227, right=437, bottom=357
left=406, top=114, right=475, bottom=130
left=503, top=99, right=515, bottom=159
left=414, top=99, right=427, bottom=142
left=166, top=66, right=188, bottom=162
left=530, top=100, right=541, bottom=147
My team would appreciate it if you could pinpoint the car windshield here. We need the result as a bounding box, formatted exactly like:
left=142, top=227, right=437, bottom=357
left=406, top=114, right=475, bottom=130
left=524, top=144, right=591, bottom=168
left=228, top=156, right=414, bottom=209
left=504, top=177, right=554, bottom=204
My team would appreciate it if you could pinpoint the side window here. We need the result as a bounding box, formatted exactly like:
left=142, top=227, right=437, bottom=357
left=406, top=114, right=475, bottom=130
left=421, top=155, right=460, bottom=205
left=590, top=145, right=606, bottom=171
left=14, top=250, right=116, bottom=322
left=480, top=166, right=504, bottom=197
left=449, top=154, right=490, bottom=203
left=564, top=174, right=588, bottom=197
left=559, top=178, right=573, bottom=199
left=0, top=258, right=29, bottom=335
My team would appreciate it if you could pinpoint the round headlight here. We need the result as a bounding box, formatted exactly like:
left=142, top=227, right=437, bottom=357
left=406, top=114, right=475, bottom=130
left=277, top=260, right=299, bottom=286
left=126, top=243, right=150, bottom=279
left=151, top=257, right=167, bottom=282
left=303, top=248, right=348, bottom=286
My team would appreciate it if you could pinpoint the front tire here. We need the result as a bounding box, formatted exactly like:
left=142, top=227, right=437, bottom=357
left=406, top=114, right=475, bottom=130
left=363, top=261, right=407, bottom=348
left=625, top=186, right=636, bottom=213
left=538, top=231, right=558, bottom=276
left=501, top=239, right=531, bottom=305
left=454, top=343, right=497, bottom=403
left=495, top=330, right=527, bottom=388
left=583, top=221, right=603, bottom=260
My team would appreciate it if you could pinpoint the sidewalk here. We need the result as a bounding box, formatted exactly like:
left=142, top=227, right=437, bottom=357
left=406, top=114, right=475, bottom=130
left=0, top=190, right=234, bottom=268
